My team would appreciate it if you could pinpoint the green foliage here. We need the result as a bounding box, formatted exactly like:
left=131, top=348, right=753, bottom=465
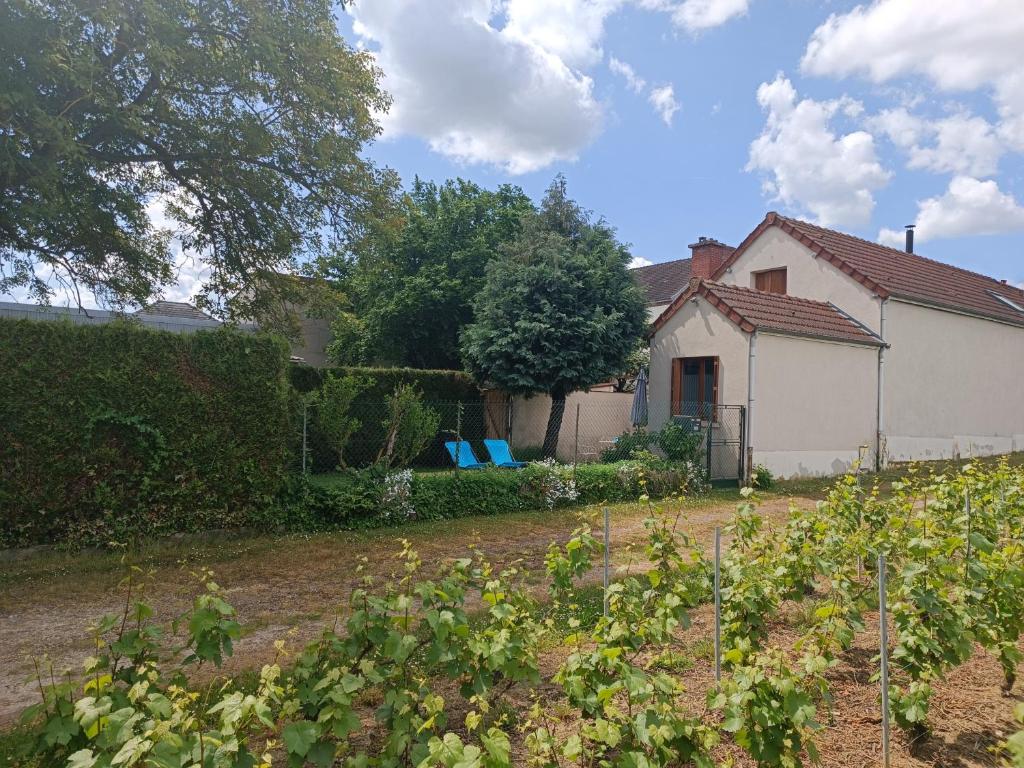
left=0, top=0, right=396, bottom=318
left=292, top=365, right=483, bottom=471
left=599, top=429, right=656, bottom=462
left=377, top=385, right=442, bottom=469
left=314, top=373, right=370, bottom=468
left=710, top=649, right=820, bottom=768
left=656, top=421, right=705, bottom=464
left=17, top=565, right=280, bottom=768
left=335, top=178, right=535, bottom=368
left=0, top=319, right=291, bottom=546
left=461, top=176, right=647, bottom=456
left=301, top=461, right=703, bottom=530
left=752, top=463, right=775, bottom=490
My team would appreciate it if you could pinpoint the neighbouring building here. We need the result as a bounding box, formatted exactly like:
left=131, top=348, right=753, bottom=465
left=0, top=299, right=223, bottom=334
left=647, top=212, right=1024, bottom=478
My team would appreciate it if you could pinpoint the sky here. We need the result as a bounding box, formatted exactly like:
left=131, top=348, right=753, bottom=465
left=343, top=0, right=1024, bottom=285
left=7, top=0, right=1023, bottom=309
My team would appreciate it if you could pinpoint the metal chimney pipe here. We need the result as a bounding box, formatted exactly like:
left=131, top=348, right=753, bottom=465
left=904, top=225, right=915, bottom=254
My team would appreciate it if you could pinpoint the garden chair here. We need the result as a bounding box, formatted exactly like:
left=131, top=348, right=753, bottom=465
left=483, top=439, right=528, bottom=468
left=444, top=440, right=489, bottom=469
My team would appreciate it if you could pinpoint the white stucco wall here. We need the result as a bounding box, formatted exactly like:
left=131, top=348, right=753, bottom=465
left=648, top=295, right=750, bottom=430
left=510, top=391, right=635, bottom=462
left=883, top=299, right=1024, bottom=462
left=751, top=332, right=879, bottom=478
left=647, top=303, right=669, bottom=321
left=716, top=227, right=882, bottom=333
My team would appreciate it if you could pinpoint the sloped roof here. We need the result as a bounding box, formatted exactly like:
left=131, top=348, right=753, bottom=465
left=652, top=279, right=884, bottom=347
left=136, top=300, right=213, bottom=320
left=630, top=257, right=692, bottom=305
left=714, top=212, right=1024, bottom=327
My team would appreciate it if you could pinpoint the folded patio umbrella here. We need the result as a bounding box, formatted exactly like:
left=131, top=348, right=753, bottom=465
left=630, top=367, right=648, bottom=427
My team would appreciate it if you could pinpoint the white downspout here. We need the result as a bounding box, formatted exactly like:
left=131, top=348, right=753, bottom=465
left=746, top=330, right=757, bottom=480
left=876, top=299, right=887, bottom=471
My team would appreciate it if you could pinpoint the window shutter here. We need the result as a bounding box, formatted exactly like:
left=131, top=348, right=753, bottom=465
left=712, top=357, right=720, bottom=408
left=671, top=359, right=682, bottom=416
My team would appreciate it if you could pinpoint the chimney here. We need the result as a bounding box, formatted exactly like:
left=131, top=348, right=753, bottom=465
left=904, top=224, right=915, bottom=254
left=689, top=236, right=735, bottom=279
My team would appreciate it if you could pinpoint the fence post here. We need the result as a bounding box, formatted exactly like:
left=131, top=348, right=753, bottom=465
left=878, top=553, right=891, bottom=768
left=964, top=488, right=972, bottom=582
left=714, top=526, right=722, bottom=683
left=573, top=403, right=581, bottom=480
left=455, top=401, right=462, bottom=476
left=302, top=401, right=309, bottom=475
left=603, top=506, right=610, bottom=619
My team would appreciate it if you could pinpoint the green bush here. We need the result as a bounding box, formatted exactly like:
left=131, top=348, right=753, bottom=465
left=751, top=463, right=774, bottom=490
left=299, top=459, right=703, bottom=530
left=657, top=421, right=705, bottom=463
left=291, top=365, right=484, bottom=470
left=0, top=319, right=291, bottom=546
left=600, top=429, right=655, bottom=462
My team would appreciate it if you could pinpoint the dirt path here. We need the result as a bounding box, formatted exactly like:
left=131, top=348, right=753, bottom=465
left=0, top=494, right=796, bottom=728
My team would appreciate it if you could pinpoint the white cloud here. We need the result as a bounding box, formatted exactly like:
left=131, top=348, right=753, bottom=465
left=648, top=84, right=681, bottom=125
left=350, top=0, right=604, bottom=174
left=801, top=0, right=1024, bottom=152
left=609, top=56, right=646, bottom=93
left=879, top=176, right=1024, bottom=246
left=746, top=74, right=891, bottom=228
left=869, top=108, right=1004, bottom=176
left=504, top=0, right=623, bottom=68
left=629, top=256, right=654, bottom=268
left=669, top=0, right=750, bottom=32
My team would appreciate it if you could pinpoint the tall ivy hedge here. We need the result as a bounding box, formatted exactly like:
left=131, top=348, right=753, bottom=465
left=0, top=319, right=292, bottom=546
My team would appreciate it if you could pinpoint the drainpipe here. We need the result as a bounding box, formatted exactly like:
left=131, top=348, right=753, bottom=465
left=876, top=299, right=887, bottom=471
left=746, top=330, right=757, bottom=480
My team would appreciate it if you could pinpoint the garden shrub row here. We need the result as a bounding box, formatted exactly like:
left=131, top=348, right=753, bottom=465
left=0, top=319, right=292, bottom=546
left=292, top=460, right=699, bottom=530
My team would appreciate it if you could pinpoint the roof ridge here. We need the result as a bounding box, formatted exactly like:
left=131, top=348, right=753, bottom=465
left=629, top=256, right=692, bottom=272
left=777, top=213, right=1024, bottom=295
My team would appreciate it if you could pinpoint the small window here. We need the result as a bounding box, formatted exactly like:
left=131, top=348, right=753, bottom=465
left=753, top=267, right=787, bottom=294
left=988, top=289, right=1024, bottom=313
left=671, top=356, right=718, bottom=419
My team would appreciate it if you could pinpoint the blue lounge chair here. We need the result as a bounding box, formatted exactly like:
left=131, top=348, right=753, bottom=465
left=445, top=440, right=489, bottom=469
left=483, top=439, right=527, bottom=468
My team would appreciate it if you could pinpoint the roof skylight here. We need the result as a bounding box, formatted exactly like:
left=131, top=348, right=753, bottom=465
left=987, top=289, right=1024, bottom=313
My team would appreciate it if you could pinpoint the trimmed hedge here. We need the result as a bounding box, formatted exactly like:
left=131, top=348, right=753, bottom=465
left=297, top=462, right=697, bottom=529
left=0, top=319, right=292, bottom=546
left=290, top=365, right=487, bottom=470
left=289, top=365, right=481, bottom=401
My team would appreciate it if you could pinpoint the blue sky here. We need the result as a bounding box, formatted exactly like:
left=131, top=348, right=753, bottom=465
left=343, top=0, right=1024, bottom=286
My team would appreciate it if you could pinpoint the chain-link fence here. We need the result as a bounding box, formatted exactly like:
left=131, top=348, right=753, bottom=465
left=667, top=405, right=746, bottom=483
left=291, top=392, right=745, bottom=483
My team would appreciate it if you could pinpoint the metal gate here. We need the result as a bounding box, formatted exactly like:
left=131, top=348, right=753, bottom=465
left=672, top=404, right=746, bottom=485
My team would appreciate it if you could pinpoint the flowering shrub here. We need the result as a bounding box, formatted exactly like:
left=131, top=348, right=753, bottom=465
left=530, top=457, right=580, bottom=508
left=381, top=469, right=415, bottom=520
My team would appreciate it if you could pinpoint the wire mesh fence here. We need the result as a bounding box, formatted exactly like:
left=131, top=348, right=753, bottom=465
left=291, top=392, right=745, bottom=483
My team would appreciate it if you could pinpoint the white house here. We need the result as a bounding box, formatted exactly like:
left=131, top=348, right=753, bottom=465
left=646, top=212, right=1024, bottom=478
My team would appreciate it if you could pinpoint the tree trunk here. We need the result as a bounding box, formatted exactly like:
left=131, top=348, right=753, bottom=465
left=542, top=392, right=567, bottom=459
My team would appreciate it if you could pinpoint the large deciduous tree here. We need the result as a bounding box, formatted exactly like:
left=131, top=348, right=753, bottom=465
left=0, top=0, right=396, bottom=322
left=462, top=176, right=647, bottom=457
left=332, top=177, right=534, bottom=369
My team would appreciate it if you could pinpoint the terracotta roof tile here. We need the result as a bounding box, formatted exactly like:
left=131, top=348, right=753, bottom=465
left=773, top=215, right=1024, bottom=327
left=677, top=280, right=883, bottom=346
left=630, top=258, right=691, bottom=305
